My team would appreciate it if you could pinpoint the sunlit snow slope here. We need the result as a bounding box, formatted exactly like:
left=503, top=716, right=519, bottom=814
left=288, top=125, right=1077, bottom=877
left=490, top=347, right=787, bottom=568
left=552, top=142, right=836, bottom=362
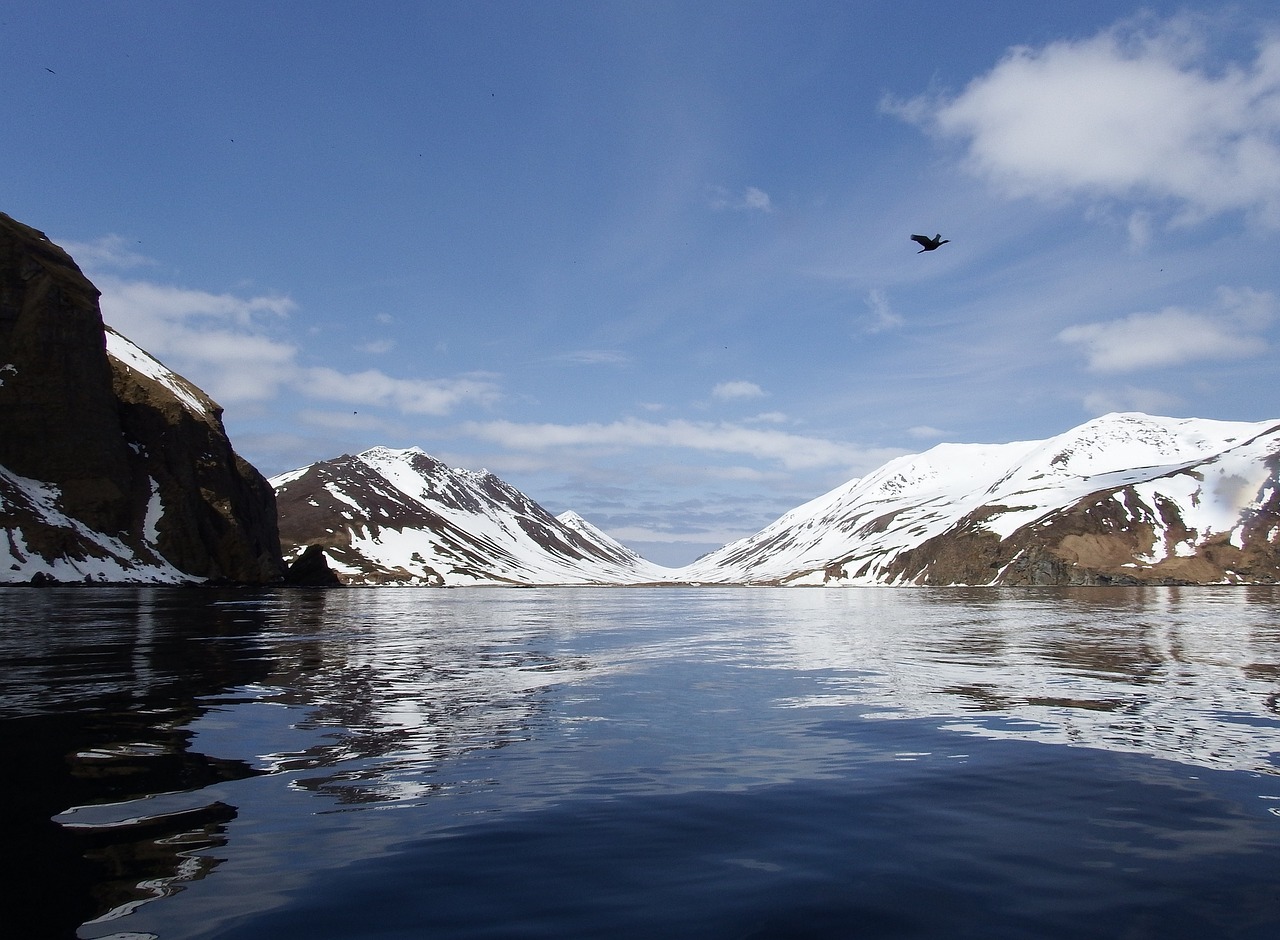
left=272, top=447, right=668, bottom=585
left=679, top=413, right=1280, bottom=586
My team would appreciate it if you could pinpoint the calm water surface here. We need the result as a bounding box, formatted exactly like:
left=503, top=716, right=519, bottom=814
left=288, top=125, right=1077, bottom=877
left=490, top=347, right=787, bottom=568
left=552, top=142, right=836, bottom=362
left=3, top=586, right=1279, bottom=939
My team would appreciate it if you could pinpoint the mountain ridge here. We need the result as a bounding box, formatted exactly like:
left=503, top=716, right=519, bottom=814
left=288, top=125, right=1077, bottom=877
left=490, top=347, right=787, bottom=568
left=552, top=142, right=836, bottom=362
left=272, top=446, right=669, bottom=585
left=682, top=413, right=1280, bottom=586
left=271, top=413, right=1280, bottom=587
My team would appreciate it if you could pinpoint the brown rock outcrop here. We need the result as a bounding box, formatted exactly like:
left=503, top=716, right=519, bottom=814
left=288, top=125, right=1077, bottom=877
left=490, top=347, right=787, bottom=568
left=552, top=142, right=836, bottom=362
left=0, top=211, right=285, bottom=583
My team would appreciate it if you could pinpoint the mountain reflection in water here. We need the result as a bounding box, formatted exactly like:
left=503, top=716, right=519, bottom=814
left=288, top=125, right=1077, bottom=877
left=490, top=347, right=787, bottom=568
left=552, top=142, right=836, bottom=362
left=2, top=585, right=1278, bottom=939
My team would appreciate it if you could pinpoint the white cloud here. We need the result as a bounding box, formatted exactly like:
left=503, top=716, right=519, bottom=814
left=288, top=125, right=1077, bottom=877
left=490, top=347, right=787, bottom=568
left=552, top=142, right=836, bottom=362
left=1126, top=211, right=1153, bottom=250
left=298, top=367, right=499, bottom=415
left=907, top=425, right=947, bottom=440
left=360, top=339, right=395, bottom=354
left=460, top=417, right=900, bottom=472
left=97, top=275, right=298, bottom=404
left=749, top=411, right=788, bottom=424
left=99, top=276, right=295, bottom=335
left=1058, top=286, right=1275, bottom=371
left=556, top=349, right=630, bottom=365
left=889, top=14, right=1280, bottom=226
left=97, top=274, right=499, bottom=414
left=59, top=234, right=155, bottom=271
left=742, top=186, right=773, bottom=212
left=709, top=185, right=774, bottom=212
left=712, top=380, right=766, bottom=400
left=863, top=288, right=904, bottom=333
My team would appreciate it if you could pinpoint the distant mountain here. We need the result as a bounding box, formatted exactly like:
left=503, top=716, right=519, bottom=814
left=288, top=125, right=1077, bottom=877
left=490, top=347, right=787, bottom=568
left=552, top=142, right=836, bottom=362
left=0, top=212, right=284, bottom=584
left=682, top=413, right=1280, bottom=586
left=273, top=414, right=1280, bottom=588
left=271, top=447, right=667, bottom=585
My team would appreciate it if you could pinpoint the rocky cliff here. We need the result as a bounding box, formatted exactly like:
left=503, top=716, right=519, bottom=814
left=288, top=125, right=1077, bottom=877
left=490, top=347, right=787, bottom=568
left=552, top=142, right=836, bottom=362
left=0, top=211, right=284, bottom=583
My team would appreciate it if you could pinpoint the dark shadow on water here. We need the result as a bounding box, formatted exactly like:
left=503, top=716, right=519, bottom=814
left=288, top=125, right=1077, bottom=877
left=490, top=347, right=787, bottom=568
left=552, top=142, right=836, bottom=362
left=0, top=587, right=280, bottom=938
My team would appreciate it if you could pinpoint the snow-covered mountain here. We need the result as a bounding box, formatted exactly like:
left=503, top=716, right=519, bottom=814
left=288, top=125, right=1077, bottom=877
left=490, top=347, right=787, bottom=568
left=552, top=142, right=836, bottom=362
left=271, top=447, right=668, bottom=585
left=273, top=414, right=1279, bottom=588
left=682, top=413, right=1280, bottom=586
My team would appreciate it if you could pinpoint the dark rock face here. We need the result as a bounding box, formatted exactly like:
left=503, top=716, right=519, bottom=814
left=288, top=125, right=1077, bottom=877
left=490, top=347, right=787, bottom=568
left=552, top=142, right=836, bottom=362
left=0, top=211, right=285, bottom=584
left=283, top=544, right=342, bottom=586
left=0, top=213, right=132, bottom=533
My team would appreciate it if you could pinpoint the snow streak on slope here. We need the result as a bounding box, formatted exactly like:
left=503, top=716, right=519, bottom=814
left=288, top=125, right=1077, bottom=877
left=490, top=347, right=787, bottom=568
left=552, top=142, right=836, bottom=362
left=105, top=327, right=217, bottom=418
left=681, top=414, right=1280, bottom=585
left=272, top=447, right=668, bottom=586
left=1, top=332, right=232, bottom=584
left=0, top=465, right=189, bottom=583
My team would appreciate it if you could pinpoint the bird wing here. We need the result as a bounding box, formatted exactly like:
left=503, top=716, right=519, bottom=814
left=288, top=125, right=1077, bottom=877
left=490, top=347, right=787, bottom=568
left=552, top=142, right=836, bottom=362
left=910, top=234, right=930, bottom=247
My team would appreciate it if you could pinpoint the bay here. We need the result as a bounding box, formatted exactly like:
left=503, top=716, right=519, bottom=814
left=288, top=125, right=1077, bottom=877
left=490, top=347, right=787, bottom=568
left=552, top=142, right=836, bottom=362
left=3, top=585, right=1279, bottom=938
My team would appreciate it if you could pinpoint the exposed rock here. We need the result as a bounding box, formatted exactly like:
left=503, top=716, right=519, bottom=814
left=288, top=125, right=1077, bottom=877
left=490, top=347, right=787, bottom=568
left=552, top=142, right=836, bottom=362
left=0, top=211, right=285, bottom=584
left=283, top=544, right=342, bottom=586
left=0, top=213, right=132, bottom=534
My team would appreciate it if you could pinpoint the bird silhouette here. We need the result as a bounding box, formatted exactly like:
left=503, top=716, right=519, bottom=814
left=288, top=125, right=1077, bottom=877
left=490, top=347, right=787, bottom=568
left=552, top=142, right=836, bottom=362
left=911, top=233, right=950, bottom=253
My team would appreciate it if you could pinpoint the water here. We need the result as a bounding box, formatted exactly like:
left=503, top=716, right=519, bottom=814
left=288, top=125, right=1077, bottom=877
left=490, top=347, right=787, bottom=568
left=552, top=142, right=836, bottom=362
left=3, top=585, right=1280, bottom=939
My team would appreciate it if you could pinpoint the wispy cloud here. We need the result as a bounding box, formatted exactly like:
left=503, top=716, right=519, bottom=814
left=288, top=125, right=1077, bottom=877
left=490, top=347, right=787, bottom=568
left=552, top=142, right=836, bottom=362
left=862, top=288, right=904, bottom=333
left=555, top=349, right=630, bottom=366
left=708, top=185, right=774, bottom=212
left=886, top=13, right=1280, bottom=227
left=712, top=380, right=766, bottom=400
left=96, top=274, right=499, bottom=414
left=1058, top=286, right=1275, bottom=371
left=460, top=417, right=900, bottom=472
left=298, top=368, right=499, bottom=415
left=97, top=275, right=298, bottom=404
left=59, top=234, right=156, bottom=271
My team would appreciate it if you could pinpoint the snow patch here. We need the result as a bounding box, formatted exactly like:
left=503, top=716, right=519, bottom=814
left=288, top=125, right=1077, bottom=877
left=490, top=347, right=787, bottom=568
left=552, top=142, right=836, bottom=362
left=1, top=466, right=193, bottom=584
left=143, top=477, right=164, bottom=545
left=105, top=328, right=212, bottom=417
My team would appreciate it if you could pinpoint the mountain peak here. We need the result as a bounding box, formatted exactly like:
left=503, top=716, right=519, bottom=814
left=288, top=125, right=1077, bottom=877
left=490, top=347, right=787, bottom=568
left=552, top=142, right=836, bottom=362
left=274, top=446, right=664, bottom=585
left=683, top=413, right=1280, bottom=586
left=270, top=413, right=1279, bottom=588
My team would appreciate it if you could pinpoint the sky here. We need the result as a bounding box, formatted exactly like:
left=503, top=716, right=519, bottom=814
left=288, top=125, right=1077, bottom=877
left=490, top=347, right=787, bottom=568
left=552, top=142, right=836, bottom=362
left=5, top=1, right=1280, bottom=566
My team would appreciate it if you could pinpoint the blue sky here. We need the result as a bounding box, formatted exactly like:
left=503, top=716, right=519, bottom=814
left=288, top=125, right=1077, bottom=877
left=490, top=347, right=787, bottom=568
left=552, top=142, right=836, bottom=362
left=5, top=2, right=1280, bottom=565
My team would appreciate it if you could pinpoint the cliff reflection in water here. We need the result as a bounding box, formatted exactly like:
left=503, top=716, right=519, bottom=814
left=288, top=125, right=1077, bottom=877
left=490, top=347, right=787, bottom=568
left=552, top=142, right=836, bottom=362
left=232, top=588, right=597, bottom=806
left=0, top=587, right=274, bottom=936
left=230, top=586, right=1280, bottom=791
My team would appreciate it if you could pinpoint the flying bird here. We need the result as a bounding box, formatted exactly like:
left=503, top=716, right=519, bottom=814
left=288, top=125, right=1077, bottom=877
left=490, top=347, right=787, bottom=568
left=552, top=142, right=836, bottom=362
left=911, top=233, right=949, bottom=253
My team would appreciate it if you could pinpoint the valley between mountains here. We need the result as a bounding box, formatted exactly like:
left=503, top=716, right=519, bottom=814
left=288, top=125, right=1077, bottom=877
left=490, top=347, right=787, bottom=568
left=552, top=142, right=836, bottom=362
left=271, top=414, right=1280, bottom=587
left=3, top=211, right=1279, bottom=587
